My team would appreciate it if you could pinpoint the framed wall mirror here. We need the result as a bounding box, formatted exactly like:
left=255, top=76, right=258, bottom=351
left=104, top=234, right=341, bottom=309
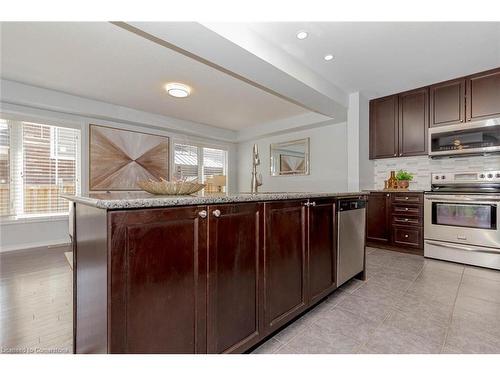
left=270, top=138, right=310, bottom=176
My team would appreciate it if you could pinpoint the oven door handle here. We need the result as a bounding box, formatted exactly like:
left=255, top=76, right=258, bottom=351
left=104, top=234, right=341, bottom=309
left=425, top=240, right=500, bottom=255
left=425, top=197, right=500, bottom=204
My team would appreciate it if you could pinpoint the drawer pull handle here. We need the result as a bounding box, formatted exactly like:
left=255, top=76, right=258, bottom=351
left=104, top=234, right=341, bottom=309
left=198, top=210, right=207, bottom=218
left=213, top=209, right=221, bottom=218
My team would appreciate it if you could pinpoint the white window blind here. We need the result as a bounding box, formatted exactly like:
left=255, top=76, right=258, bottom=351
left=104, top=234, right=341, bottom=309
left=0, top=120, right=10, bottom=216
left=202, top=147, right=226, bottom=181
left=0, top=118, right=80, bottom=218
left=174, top=143, right=199, bottom=181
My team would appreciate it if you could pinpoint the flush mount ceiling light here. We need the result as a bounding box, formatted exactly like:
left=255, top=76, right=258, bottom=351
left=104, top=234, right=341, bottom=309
left=324, top=54, right=334, bottom=61
left=165, top=82, right=191, bottom=98
left=296, top=31, right=308, bottom=40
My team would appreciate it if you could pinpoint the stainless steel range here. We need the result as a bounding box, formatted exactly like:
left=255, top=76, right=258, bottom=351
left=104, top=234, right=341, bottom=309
left=424, top=170, right=500, bottom=270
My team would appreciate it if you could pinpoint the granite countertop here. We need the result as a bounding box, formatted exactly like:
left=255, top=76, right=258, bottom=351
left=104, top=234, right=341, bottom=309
left=61, top=191, right=368, bottom=210
left=362, top=189, right=426, bottom=193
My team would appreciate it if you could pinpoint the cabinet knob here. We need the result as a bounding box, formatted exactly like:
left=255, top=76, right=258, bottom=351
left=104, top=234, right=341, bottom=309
left=405, top=197, right=409, bottom=200
left=393, top=153, right=397, bottom=157
left=399, top=153, right=402, bottom=156
left=405, top=208, right=409, bottom=211
left=404, top=218, right=409, bottom=222
left=386, top=194, right=390, bottom=197
left=310, top=202, right=316, bottom=207
left=213, top=209, right=221, bottom=218
left=404, top=234, right=409, bottom=238
left=198, top=210, right=207, bottom=218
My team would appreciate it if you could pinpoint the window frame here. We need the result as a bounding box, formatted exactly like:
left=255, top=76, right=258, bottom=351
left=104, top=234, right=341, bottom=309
left=0, top=114, right=82, bottom=222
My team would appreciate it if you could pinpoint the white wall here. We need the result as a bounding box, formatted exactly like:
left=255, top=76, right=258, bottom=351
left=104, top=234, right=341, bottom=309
left=0, top=82, right=238, bottom=252
left=237, top=122, right=348, bottom=193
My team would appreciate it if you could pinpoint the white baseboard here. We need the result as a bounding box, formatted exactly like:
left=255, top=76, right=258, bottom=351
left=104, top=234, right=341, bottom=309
left=0, top=239, right=71, bottom=254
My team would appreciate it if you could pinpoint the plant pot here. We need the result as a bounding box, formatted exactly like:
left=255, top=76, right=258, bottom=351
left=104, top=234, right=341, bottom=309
left=397, top=180, right=409, bottom=189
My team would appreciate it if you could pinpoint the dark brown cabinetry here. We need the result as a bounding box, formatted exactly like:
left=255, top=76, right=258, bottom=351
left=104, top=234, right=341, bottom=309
left=75, top=197, right=351, bottom=354
left=108, top=206, right=208, bottom=354
left=207, top=203, right=263, bottom=354
left=399, top=88, right=429, bottom=156
left=264, top=200, right=308, bottom=333
left=307, top=199, right=337, bottom=305
left=430, top=78, right=466, bottom=127
left=370, top=95, right=399, bottom=159
left=370, top=67, right=500, bottom=159
left=370, top=89, right=429, bottom=159
left=366, top=192, right=391, bottom=244
left=467, top=68, right=500, bottom=122
left=366, top=192, right=423, bottom=255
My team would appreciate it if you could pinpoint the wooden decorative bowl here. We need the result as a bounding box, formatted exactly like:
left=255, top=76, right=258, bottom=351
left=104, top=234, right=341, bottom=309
left=137, top=178, right=205, bottom=195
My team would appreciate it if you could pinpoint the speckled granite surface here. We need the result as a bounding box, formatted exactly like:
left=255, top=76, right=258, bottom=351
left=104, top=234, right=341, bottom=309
left=61, top=191, right=367, bottom=210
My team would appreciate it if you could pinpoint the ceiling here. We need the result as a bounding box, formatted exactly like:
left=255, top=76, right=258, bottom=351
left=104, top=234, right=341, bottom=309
left=245, top=22, right=500, bottom=98
left=0, top=22, right=308, bottom=130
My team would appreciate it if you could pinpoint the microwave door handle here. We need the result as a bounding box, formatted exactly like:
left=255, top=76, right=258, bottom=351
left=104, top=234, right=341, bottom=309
left=425, top=240, right=500, bottom=255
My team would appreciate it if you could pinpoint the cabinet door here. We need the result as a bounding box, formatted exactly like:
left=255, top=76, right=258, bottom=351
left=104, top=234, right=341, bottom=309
left=108, top=206, right=208, bottom=354
left=264, top=200, right=308, bottom=333
left=398, top=88, right=429, bottom=157
left=366, top=193, right=391, bottom=244
left=308, top=199, right=337, bottom=305
left=370, top=95, right=399, bottom=159
left=467, top=68, right=500, bottom=122
left=430, top=78, right=466, bottom=127
left=207, top=203, right=263, bottom=354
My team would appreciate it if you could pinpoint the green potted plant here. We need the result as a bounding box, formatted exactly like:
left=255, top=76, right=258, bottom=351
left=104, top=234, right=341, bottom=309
left=395, top=170, right=413, bottom=189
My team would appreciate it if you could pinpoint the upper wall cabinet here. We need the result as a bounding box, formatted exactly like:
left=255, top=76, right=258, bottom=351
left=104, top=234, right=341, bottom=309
left=369, top=95, right=399, bottom=159
left=370, top=88, right=428, bottom=160
left=370, top=67, right=500, bottom=159
left=429, top=78, right=466, bottom=127
left=467, top=68, right=500, bottom=122
left=398, top=87, right=429, bottom=157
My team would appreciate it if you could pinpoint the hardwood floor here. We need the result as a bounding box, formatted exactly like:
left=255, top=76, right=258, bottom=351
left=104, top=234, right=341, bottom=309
left=0, top=245, right=72, bottom=354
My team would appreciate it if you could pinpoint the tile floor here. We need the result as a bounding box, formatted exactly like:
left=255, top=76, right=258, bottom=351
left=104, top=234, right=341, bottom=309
left=2, top=245, right=500, bottom=354
left=252, top=247, right=500, bottom=354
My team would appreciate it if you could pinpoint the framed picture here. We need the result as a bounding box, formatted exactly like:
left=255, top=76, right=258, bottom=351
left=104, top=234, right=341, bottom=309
left=89, top=124, right=169, bottom=191
left=270, top=138, right=310, bottom=176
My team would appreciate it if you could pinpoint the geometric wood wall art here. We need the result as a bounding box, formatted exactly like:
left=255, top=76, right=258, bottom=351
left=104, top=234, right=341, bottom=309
left=89, top=124, right=169, bottom=191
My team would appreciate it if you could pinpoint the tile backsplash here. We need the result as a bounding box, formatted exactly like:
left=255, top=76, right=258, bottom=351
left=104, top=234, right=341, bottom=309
left=374, top=154, right=500, bottom=191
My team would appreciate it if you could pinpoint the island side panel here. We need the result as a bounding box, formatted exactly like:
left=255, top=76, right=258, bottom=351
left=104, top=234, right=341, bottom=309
left=74, top=203, right=108, bottom=353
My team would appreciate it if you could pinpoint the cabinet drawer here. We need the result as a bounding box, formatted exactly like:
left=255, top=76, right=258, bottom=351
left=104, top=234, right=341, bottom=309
left=392, top=226, right=422, bottom=248
left=391, top=193, right=423, bottom=204
left=392, top=205, right=421, bottom=216
left=392, top=215, right=422, bottom=226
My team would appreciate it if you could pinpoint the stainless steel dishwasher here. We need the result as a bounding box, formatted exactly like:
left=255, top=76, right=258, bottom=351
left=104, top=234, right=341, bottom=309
left=337, top=197, right=366, bottom=287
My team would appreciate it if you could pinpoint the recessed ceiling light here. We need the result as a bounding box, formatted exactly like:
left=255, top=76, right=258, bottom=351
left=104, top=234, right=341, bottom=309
left=324, top=54, right=334, bottom=61
left=296, top=31, right=308, bottom=40
left=165, top=82, right=191, bottom=98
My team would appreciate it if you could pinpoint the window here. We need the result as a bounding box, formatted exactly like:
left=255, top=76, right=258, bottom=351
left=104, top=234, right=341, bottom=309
left=0, top=118, right=80, bottom=218
left=0, top=120, right=10, bottom=216
left=173, top=143, right=227, bottom=191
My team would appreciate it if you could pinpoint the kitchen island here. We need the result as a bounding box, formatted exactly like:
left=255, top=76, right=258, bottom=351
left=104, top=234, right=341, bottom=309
left=63, top=191, right=367, bottom=354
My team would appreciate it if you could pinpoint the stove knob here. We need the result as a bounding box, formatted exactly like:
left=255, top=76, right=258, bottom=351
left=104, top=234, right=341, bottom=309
left=441, top=175, right=446, bottom=180
left=496, top=173, right=500, bottom=178
left=434, top=175, right=440, bottom=180
left=487, top=173, right=493, bottom=178
left=480, top=174, right=485, bottom=178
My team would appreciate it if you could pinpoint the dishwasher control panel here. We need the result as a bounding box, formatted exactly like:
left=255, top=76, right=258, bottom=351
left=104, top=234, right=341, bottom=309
left=338, top=198, right=366, bottom=211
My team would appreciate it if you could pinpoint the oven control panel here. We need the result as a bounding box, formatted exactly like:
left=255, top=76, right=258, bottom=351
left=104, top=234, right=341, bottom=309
left=432, top=171, right=500, bottom=184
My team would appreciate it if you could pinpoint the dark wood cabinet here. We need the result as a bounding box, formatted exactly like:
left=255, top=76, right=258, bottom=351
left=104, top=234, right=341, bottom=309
left=467, top=68, right=500, bottom=122
left=206, top=203, right=263, bottom=354
left=108, top=206, right=208, bottom=354
left=263, top=200, right=308, bottom=333
left=366, top=192, right=423, bottom=255
left=398, top=87, right=429, bottom=156
left=430, top=78, right=466, bottom=127
left=307, top=199, right=337, bottom=304
left=74, top=196, right=362, bottom=354
left=370, top=95, right=399, bottom=159
left=370, top=67, right=500, bottom=159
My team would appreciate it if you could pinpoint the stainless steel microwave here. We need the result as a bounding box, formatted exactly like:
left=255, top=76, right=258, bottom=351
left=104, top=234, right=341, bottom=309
left=429, top=118, right=500, bottom=158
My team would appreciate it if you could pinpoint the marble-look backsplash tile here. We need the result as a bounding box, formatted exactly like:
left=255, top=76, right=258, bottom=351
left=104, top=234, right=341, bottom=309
left=374, top=154, right=500, bottom=191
